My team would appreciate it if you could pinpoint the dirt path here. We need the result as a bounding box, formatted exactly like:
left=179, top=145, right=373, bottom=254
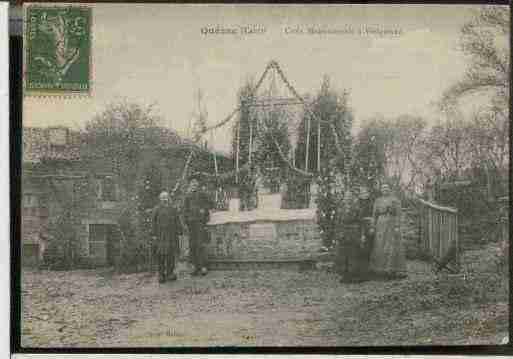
left=21, top=250, right=508, bottom=347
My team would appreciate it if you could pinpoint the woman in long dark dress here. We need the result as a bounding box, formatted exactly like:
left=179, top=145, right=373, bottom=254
left=337, top=186, right=374, bottom=283
left=369, top=183, right=407, bottom=279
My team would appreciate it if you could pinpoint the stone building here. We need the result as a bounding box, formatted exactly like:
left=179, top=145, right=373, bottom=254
left=21, top=126, right=230, bottom=268
left=22, top=126, right=127, bottom=267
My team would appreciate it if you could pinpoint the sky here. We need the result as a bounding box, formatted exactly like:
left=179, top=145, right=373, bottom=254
left=23, top=4, right=493, bottom=153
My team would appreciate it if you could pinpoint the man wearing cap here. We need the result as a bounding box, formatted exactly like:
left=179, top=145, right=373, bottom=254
left=152, top=191, right=182, bottom=283
left=183, top=177, right=215, bottom=276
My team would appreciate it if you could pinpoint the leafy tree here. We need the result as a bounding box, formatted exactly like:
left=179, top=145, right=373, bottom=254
left=231, top=80, right=257, bottom=210
left=254, top=106, right=291, bottom=192
left=43, top=176, right=97, bottom=269
left=351, top=117, right=387, bottom=198
left=136, top=163, right=163, bottom=270
left=293, top=76, right=353, bottom=247
left=81, top=100, right=182, bottom=272
left=316, top=162, right=343, bottom=248
left=81, top=100, right=180, bottom=193
left=295, top=76, right=353, bottom=174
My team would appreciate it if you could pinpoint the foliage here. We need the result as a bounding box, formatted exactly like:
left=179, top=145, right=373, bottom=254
left=351, top=118, right=386, bottom=198
left=81, top=100, right=180, bottom=193
left=434, top=6, right=509, bottom=206
left=130, top=164, right=162, bottom=271
left=231, top=80, right=257, bottom=209
left=115, top=196, right=151, bottom=273
left=418, top=110, right=474, bottom=184
left=138, top=164, right=163, bottom=211
left=418, top=108, right=507, bottom=240
left=315, top=166, right=344, bottom=247
left=380, top=115, right=427, bottom=193
left=436, top=181, right=501, bottom=248
left=42, top=231, right=72, bottom=270
left=79, top=100, right=187, bottom=272
left=43, top=176, right=97, bottom=270
left=418, top=112, right=505, bottom=247
left=442, top=6, right=510, bottom=112
left=452, top=243, right=509, bottom=304
left=254, top=106, right=291, bottom=192
left=465, top=108, right=509, bottom=192
left=292, top=76, right=354, bottom=247
left=230, top=78, right=292, bottom=208
left=295, top=76, right=353, bottom=174
left=351, top=25, right=509, bottom=198
left=352, top=115, right=427, bottom=196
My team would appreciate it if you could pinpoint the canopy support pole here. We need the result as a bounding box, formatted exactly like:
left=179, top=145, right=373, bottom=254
left=249, top=116, right=253, bottom=166
left=317, top=118, right=321, bottom=173
left=305, top=115, right=311, bottom=171
left=236, top=119, right=240, bottom=184
left=211, top=129, right=219, bottom=204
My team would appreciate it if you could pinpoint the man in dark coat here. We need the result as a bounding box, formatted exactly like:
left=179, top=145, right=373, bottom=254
left=337, top=186, right=374, bottom=283
left=183, top=177, right=215, bottom=276
left=152, top=191, right=182, bottom=283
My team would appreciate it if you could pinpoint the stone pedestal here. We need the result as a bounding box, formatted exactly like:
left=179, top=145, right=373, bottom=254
left=258, top=193, right=282, bottom=210
left=205, top=176, right=322, bottom=267
left=229, top=198, right=240, bottom=212
left=207, top=210, right=321, bottom=262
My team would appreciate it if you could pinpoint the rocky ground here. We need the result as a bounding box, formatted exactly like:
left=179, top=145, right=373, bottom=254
left=21, top=244, right=508, bottom=347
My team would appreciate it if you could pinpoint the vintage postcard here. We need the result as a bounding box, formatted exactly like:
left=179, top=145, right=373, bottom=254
left=16, top=2, right=509, bottom=349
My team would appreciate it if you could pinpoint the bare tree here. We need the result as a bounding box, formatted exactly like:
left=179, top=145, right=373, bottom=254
left=466, top=107, right=509, bottom=195
left=381, top=115, right=427, bottom=193
left=190, top=88, right=208, bottom=144
left=417, top=109, right=474, bottom=184
left=354, top=115, right=427, bottom=194
left=442, top=6, right=510, bottom=112
left=438, top=5, right=509, bottom=198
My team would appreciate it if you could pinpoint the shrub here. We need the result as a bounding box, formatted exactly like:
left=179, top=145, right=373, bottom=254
left=74, top=255, right=96, bottom=269
left=40, top=239, right=72, bottom=271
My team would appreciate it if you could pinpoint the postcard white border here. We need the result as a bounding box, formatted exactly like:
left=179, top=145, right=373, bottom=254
left=1, top=2, right=10, bottom=359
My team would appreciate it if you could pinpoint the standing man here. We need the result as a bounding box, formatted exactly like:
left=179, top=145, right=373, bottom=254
left=152, top=191, right=182, bottom=283
left=184, top=176, right=215, bottom=276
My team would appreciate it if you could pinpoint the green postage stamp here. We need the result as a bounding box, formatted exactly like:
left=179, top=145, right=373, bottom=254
left=24, top=5, right=92, bottom=95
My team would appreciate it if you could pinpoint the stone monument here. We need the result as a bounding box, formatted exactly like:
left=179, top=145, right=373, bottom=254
left=206, top=170, right=322, bottom=267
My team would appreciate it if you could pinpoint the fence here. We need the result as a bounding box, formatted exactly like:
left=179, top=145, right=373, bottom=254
left=498, top=196, right=509, bottom=244
left=418, top=198, right=459, bottom=270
